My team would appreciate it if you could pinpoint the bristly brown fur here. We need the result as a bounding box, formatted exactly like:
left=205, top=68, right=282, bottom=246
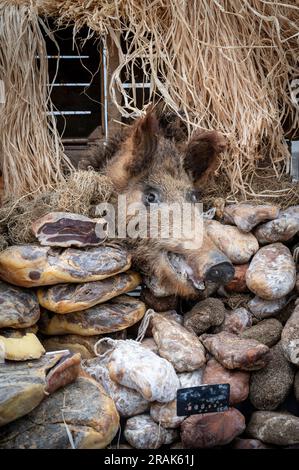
left=78, top=130, right=129, bottom=172
left=81, top=111, right=227, bottom=196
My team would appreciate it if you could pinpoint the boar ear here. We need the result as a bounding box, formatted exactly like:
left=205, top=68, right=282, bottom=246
left=127, top=110, right=159, bottom=177
left=184, top=130, right=226, bottom=185
left=106, top=110, right=159, bottom=190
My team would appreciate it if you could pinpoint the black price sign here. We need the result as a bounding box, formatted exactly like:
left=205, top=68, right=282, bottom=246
left=176, top=383, right=230, bottom=416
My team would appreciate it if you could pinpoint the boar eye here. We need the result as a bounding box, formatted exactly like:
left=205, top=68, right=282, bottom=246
left=143, top=188, right=161, bottom=205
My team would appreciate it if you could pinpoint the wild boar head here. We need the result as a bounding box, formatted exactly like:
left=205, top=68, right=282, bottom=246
left=102, top=110, right=234, bottom=297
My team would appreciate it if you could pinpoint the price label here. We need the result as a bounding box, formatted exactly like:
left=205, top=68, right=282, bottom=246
left=177, top=383, right=230, bottom=416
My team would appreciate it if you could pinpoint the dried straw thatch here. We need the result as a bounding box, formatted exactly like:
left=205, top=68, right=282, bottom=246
left=0, top=3, right=73, bottom=200
left=3, top=1, right=299, bottom=202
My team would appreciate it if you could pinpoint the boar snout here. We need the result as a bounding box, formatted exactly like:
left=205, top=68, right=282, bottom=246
left=196, top=237, right=235, bottom=285
left=205, top=260, right=235, bottom=284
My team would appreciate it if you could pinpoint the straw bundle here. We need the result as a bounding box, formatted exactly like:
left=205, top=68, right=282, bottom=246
left=6, top=1, right=299, bottom=201
left=0, top=3, right=72, bottom=200
left=0, top=170, right=115, bottom=245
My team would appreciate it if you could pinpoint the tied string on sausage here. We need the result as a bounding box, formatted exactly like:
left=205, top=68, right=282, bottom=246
left=136, top=309, right=157, bottom=343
